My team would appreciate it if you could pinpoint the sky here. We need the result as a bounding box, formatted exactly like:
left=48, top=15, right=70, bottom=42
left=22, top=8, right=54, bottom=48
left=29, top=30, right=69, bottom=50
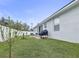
left=0, top=0, right=72, bottom=27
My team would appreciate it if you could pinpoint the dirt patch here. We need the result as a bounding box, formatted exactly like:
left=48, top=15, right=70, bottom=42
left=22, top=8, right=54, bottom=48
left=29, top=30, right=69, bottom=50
left=30, top=36, right=40, bottom=39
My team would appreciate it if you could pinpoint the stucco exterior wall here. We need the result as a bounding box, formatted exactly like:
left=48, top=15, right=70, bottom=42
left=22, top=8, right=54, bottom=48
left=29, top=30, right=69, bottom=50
left=46, top=4, right=79, bottom=43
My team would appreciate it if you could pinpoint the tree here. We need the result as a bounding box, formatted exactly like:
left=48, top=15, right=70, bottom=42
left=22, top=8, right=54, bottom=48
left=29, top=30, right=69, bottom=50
left=22, top=23, right=29, bottom=31
left=0, top=17, right=6, bottom=26
left=0, top=17, right=29, bottom=31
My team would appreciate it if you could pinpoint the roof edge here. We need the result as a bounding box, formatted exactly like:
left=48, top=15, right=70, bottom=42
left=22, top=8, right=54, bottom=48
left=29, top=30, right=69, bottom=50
left=33, top=0, right=78, bottom=29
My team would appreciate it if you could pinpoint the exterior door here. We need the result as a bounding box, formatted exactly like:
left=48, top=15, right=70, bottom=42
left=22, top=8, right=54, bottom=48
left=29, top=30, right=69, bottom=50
left=39, top=25, right=43, bottom=33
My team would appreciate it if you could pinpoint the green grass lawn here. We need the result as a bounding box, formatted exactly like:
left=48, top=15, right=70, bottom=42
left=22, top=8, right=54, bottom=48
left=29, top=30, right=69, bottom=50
left=0, top=36, right=79, bottom=58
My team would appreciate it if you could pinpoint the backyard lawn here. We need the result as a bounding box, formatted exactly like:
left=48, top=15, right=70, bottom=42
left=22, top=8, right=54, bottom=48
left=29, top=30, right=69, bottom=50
left=0, top=36, right=79, bottom=58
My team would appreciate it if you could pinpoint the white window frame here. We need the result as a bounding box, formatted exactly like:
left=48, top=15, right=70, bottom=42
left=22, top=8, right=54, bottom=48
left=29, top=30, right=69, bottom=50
left=54, top=18, right=60, bottom=31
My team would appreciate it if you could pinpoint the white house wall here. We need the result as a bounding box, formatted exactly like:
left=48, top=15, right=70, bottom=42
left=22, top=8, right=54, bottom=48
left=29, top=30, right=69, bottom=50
left=46, top=4, right=79, bottom=43
left=33, top=28, right=38, bottom=33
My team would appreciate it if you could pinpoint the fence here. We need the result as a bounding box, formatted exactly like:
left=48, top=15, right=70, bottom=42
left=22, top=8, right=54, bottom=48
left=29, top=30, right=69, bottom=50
left=0, top=25, right=28, bottom=42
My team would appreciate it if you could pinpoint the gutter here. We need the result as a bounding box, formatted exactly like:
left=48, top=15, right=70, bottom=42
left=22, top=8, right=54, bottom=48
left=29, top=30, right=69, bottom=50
left=33, top=0, right=78, bottom=29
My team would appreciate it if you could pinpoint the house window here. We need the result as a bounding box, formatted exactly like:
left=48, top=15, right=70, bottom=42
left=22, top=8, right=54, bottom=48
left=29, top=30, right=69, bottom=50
left=54, top=18, right=60, bottom=31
